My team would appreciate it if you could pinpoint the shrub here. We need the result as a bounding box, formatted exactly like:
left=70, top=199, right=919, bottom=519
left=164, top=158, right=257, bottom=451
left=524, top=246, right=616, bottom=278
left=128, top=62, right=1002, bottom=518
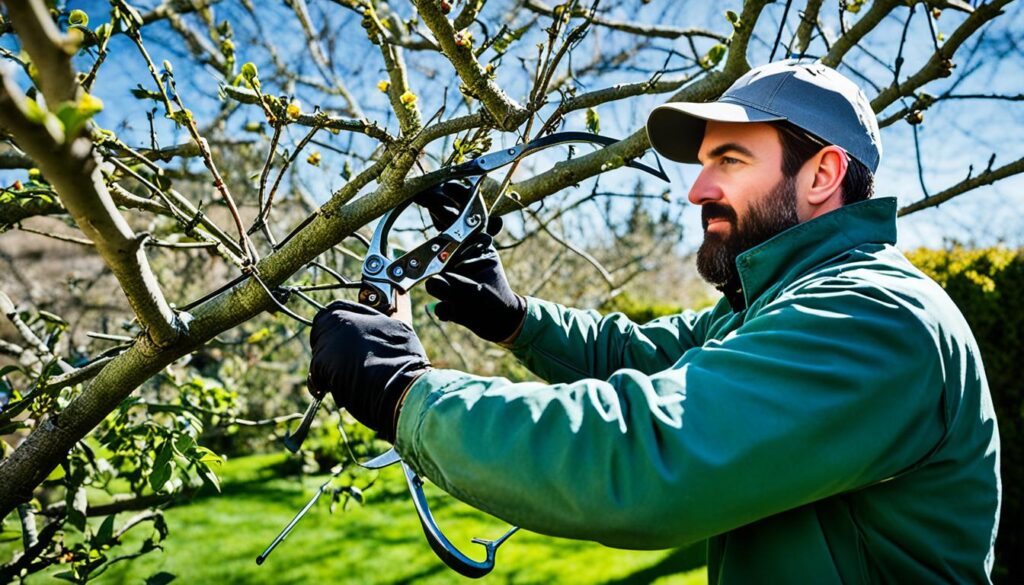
left=908, top=246, right=1022, bottom=584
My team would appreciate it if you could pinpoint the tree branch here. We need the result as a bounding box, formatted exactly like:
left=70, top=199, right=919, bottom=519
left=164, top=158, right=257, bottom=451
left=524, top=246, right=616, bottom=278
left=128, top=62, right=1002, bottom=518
left=898, top=154, right=1024, bottom=216
left=221, top=85, right=393, bottom=143
left=0, top=64, right=183, bottom=348
left=413, top=0, right=528, bottom=131
left=524, top=0, right=728, bottom=42
left=792, top=0, right=825, bottom=56
left=0, top=0, right=79, bottom=106
left=0, top=289, right=73, bottom=373
left=822, top=0, right=901, bottom=68
left=871, top=0, right=1014, bottom=113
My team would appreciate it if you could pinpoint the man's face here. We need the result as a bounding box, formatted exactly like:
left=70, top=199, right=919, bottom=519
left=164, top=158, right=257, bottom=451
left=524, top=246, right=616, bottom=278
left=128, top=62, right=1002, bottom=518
left=689, top=121, right=800, bottom=288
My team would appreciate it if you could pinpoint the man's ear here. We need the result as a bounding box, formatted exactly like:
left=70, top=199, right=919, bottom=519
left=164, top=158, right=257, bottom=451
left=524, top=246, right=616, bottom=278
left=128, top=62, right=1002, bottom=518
left=805, top=145, right=848, bottom=206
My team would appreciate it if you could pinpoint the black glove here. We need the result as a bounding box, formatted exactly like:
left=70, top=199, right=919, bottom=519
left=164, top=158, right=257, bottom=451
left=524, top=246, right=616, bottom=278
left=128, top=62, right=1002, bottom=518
left=414, top=181, right=503, bottom=240
left=308, top=300, right=431, bottom=441
left=415, top=182, right=526, bottom=344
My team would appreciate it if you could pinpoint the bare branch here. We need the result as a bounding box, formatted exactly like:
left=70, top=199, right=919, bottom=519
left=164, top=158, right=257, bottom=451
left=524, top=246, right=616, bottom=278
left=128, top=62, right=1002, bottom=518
left=871, top=0, right=1015, bottom=113
left=723, top=0, right=774, bottom=76
left=792, top=0, right=825, bottom=56
left=822, top=0, right=901, bottom=68
left=222, top=85, right=394, bottom=143
left=898, top=154, right=1024, bottom=216
left=555, top=71, right=701, bottom=116
left=525, top=0, right=728, bottom=42
left=0, top=289, right=73, bottom=373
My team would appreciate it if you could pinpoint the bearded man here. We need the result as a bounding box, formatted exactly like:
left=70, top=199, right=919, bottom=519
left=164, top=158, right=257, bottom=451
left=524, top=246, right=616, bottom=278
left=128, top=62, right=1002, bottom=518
left=308, top=61, right=1001, bottom=583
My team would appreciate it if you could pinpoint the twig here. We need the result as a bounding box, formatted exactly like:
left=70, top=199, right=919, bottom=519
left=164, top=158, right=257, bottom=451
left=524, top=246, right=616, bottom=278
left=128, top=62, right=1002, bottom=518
left=166, top=74, right=259, bottom=265
left=770, top=0, right=795, bottom=61
left=0, top=289, right=73, bottom=373
left=898, top=154, right=1024, bottom=216
left=524, top=0, right=727, bottom=42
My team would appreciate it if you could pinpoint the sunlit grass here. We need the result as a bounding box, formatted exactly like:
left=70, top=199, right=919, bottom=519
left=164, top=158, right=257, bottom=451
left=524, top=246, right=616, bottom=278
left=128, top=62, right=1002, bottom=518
left=11, top=453, right=707, bottom=584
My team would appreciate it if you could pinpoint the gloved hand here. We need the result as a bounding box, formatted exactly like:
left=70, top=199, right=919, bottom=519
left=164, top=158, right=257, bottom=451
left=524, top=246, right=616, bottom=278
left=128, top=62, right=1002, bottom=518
left=308, top=300, right=431, bottom=441
left=414, top=182, right=526, bottom=344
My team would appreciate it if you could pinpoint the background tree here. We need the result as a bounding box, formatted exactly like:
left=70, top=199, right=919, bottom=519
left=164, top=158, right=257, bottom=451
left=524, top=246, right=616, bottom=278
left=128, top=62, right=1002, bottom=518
left=0, top=0, right=1021, bottom=582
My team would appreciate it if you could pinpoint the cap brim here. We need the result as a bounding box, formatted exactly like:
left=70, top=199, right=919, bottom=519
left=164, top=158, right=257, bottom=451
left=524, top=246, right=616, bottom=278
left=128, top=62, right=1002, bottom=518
left=646, top=102, right=785, bottom=164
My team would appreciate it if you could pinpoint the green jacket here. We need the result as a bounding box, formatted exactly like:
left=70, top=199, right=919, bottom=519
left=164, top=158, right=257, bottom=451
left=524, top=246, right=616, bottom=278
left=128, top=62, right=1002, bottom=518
left=396, top=198, right=1001, bottom=583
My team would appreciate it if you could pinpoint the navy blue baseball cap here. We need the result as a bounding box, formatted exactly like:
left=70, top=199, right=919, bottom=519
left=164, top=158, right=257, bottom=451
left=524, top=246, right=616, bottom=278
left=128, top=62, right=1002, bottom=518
left=646, top=60, right=882, bottom=172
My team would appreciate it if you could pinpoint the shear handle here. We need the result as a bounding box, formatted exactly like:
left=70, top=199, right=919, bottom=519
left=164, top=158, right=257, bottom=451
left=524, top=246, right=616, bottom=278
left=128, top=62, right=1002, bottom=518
left=401, top=461, right=519, bottom=579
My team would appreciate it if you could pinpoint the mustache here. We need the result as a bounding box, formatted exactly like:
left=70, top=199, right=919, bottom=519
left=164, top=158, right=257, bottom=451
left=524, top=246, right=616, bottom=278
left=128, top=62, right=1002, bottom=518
left=701, top=203, right=737, bottom=231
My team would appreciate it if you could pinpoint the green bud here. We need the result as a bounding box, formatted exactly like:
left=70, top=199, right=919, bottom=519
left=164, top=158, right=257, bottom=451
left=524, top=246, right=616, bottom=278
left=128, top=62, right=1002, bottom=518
left=241, top=62, right=258, bottom=81
left=94, top=23, right=113, bottom=40
left=700, top=44, right=728, bottom=70
left=585, top=107, right=600, bottom=134
left=68, top=9, right=89, bottom=27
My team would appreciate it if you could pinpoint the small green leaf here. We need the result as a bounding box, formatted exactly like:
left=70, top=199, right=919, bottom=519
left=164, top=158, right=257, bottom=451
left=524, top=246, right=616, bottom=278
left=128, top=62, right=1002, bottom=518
left=45, top=465, right=66, bottom=481
left=68, top=9, right=89, bottom=27
left=145, top=572, right=176, bottom=585
left=149, top=462, right=172, bottom=493
left=94, top=23, right=113, bottom=41
left=37, top=310, right=67, bottom=326
left=94, top=514, right=116, bottom=547
left=700, top=44, right=728, bottom=70
left=55, top=93, right=104, bottom=137
left=245, top=327, right=270, bottom=343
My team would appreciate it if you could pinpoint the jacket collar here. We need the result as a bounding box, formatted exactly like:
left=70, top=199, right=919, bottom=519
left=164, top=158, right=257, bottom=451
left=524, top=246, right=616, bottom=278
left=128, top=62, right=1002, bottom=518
left=723, top=197, right=898, bottom=311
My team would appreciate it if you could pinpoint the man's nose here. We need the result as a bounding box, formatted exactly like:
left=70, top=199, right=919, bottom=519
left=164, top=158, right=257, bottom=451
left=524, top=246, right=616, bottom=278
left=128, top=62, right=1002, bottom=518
left=688, top=168, right=723, bottom=206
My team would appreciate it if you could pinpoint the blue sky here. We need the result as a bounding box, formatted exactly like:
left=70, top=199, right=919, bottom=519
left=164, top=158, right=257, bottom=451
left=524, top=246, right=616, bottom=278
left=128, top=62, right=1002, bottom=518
left=3, top=0, right=1022, bottom=253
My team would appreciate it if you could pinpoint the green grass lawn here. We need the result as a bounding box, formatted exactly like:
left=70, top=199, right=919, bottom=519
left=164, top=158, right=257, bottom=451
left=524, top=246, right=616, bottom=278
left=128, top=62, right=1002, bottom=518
left=16, top=453, right=707, bottom=584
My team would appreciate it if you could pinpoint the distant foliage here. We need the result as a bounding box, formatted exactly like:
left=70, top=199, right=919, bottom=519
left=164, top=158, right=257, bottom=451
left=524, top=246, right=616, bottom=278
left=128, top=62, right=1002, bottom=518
left=908, top=247, right=1022, bottom=584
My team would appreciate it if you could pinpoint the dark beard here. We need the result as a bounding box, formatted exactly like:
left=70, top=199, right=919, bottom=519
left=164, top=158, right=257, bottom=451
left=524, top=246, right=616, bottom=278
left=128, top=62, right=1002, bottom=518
left=696, top=175, right=800, bottom=289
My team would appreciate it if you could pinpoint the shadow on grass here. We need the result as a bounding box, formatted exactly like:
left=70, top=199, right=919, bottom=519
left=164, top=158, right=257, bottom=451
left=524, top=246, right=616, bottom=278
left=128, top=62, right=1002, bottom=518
left=600, top=542, right=706, bottom=585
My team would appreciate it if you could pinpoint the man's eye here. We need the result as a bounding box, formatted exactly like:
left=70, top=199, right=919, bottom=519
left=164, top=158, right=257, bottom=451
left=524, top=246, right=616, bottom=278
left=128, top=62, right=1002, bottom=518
left=721, top=156, right=741, bottom=165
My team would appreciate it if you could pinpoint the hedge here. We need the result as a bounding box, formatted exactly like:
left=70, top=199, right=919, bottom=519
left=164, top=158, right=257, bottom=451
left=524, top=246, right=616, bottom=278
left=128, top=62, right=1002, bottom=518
left=908, top=246, right=1021, bottom=584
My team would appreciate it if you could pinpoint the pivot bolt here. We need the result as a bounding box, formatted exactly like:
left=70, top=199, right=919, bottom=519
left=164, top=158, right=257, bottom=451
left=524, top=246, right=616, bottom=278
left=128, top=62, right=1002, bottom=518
left=365, top=255, right=384, bottom=274
left=466, top=214, right=481, bottom=227
left=430, top=243, right=441, bottom=252
left=392, top=265, right=404, bottom=278
left=366, top=292, right=378, bottom=303
left=409, top=259, right=420, bottom=268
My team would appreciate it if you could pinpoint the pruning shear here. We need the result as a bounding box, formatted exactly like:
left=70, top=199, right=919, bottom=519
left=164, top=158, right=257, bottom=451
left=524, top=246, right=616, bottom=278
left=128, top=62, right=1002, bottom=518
left=264, top=131, right=669, bottom=577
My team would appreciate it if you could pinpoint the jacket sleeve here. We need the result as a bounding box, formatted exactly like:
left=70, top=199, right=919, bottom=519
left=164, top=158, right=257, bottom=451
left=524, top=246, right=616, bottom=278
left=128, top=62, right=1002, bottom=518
left=506, top=296, right=718, bottom=383
left=396, top=282, right=947, bottom=549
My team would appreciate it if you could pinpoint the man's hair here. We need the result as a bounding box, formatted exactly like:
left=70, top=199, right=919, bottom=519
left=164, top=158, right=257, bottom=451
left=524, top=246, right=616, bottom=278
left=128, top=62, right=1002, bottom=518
left=771, top=120, right=874, bottom=205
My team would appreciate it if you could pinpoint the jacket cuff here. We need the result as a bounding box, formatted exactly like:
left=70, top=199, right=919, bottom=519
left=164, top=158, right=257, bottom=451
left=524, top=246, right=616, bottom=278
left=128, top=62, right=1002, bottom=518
left=502, top=296, right=549, bottom=353
left=394, top=368, right=473, bottom=464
